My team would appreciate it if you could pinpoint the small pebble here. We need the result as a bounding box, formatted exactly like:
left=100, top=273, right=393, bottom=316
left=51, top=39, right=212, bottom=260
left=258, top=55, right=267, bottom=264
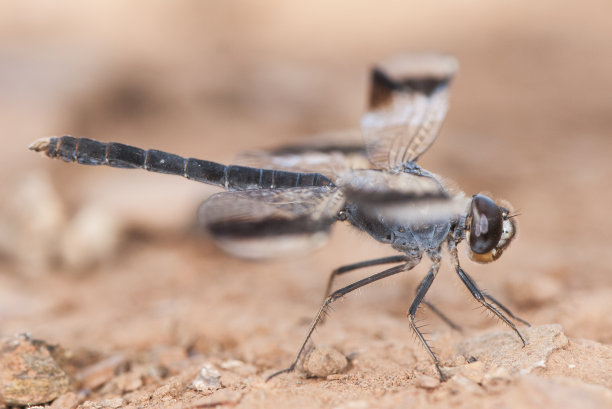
left=192, top=364, right=222, bottom=391
left=0, top=334, right=71, bottom=405
left=302, top=346, right=348, bottom=378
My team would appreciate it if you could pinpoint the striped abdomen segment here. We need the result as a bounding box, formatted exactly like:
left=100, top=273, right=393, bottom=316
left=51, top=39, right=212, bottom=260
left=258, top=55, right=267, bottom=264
left=29, top=136, right=334, bottom=190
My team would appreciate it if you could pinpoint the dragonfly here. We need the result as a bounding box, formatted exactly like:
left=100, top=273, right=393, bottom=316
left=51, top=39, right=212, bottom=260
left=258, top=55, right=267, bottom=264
left=29, top=54, right=528, bottom=380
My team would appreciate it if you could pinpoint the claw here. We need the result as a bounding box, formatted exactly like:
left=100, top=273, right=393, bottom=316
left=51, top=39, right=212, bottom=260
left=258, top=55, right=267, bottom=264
left=265, top=365, right=295, bottom=382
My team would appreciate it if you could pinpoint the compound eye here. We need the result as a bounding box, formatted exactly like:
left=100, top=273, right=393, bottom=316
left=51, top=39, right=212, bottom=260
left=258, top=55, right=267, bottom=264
left=469, top=194, right=503, bottom=254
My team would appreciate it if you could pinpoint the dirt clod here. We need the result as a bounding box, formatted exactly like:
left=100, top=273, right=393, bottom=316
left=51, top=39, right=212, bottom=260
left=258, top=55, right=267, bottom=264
left=302, top=346, right=349, bottom=378
left=456, top=324, right=567, bottom=375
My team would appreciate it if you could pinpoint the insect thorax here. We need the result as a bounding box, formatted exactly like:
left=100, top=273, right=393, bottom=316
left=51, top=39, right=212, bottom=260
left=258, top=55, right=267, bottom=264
left=344, top=203, right=451, bottom=257
left=390, top=221, right=451, bottom=256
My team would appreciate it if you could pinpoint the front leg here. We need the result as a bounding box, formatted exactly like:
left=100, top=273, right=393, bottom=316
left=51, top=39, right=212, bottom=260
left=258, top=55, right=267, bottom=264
left=447, top=239, right=527, bottom=346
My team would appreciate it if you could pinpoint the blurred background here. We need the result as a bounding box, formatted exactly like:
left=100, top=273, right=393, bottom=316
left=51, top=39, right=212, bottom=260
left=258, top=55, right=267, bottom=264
left=1, top=0, right=611, bottom=377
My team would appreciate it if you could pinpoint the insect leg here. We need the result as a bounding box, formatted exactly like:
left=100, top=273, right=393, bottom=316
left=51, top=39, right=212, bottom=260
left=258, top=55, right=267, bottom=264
left=319, top=255, right=407, bottom=325
left=266, top=258, right=420, bottom=381
left=448, top=240, right=527, bottom=346
left=407, top=255, right=446, bottom=380
left=483, top=292, right=531, bottom=327
left=321, top=255, right=460, bottom=330
left=421, top=299, right=462, bottom=332
left=323, top=255, right=408, bottom=299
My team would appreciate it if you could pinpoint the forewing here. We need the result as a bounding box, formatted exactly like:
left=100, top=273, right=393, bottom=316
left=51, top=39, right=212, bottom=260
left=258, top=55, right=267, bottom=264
left=338, top=169, right=469, bottom=225
left=199, top=186, right=344, bottom=259
left=361, top=54, right=458, bottom=171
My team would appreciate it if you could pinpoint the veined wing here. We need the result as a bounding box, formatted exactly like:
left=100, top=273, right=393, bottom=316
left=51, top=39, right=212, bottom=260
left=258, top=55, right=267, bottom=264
left=361, top=54, right=458, bottom=171
left=198, top=186, right=344, bottom=259
left=237, top=54, right=457, bottom=176
left=337, top=169, right=469, bottom=225
left=235, top=130, right=372, bottom=180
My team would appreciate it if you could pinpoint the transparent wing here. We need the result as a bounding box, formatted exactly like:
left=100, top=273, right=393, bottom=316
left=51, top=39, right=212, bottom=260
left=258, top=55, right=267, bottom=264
left=235, top=130, right=372, bottom=180
left=198, top=186, right=344, bottom=259
left=337, top=169, right=469, bottom=225
left=361, top=54, right=458, bottom=171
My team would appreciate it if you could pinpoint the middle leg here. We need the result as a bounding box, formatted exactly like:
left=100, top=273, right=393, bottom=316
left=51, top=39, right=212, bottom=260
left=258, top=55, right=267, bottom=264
left=323, top=255, right=461, bottom=330
left=406, top=252, right=446, bottom=379
left=267, top=257, right=421, bottom=381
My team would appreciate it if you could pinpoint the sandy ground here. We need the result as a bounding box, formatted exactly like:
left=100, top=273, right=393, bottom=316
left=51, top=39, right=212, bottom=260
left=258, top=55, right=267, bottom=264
left=1, top=1, right=612, bottom=408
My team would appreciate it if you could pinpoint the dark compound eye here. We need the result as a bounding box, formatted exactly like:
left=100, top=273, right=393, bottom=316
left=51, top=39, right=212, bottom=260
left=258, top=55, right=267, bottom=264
left=469, top=194, right=503, bottom=254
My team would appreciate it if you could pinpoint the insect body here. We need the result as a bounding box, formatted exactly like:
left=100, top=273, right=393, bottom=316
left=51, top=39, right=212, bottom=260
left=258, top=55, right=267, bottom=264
left=30, top=54, right=528, bottom=380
